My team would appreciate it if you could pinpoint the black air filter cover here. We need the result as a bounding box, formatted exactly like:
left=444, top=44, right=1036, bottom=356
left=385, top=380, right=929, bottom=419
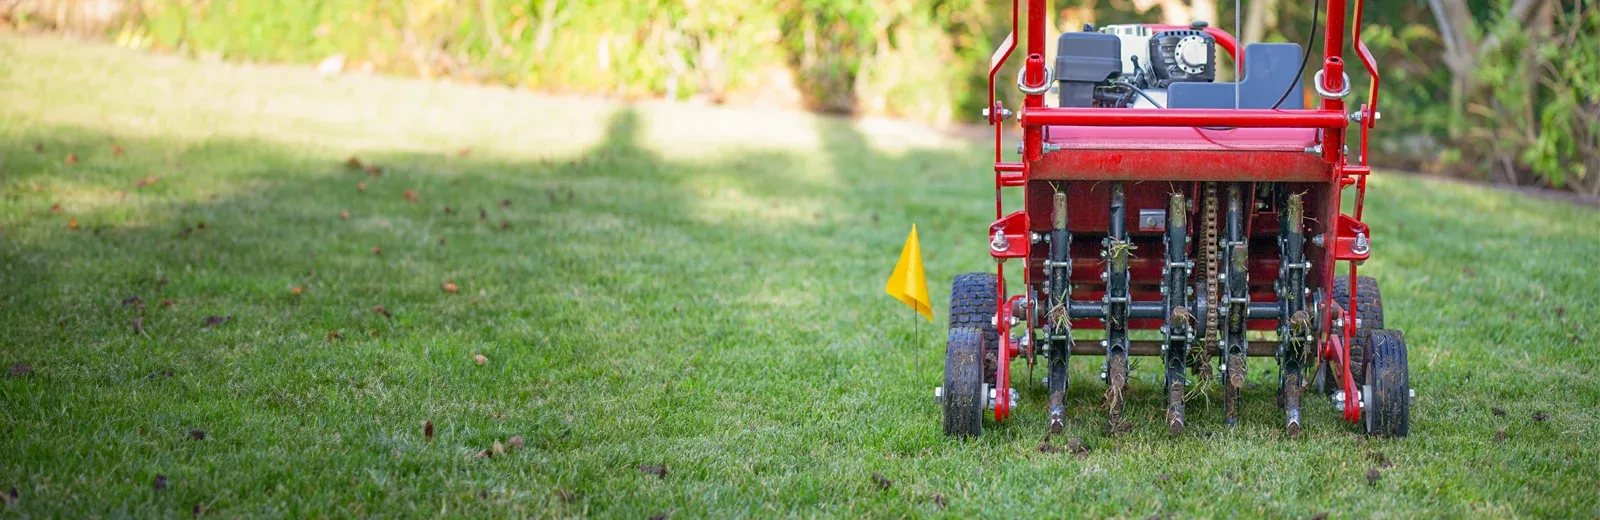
left=1054, top=32, right=1122, bottom=107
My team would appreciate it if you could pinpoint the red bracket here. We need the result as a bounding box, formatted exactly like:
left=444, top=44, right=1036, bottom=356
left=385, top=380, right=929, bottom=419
left=989, top=211, right=1030, bottom=260
left=1332, top=213, right=1370, bottom=262
left=993, top=294, right=1025, bottom=422
left=1320, top=306, right=1363, bottom=424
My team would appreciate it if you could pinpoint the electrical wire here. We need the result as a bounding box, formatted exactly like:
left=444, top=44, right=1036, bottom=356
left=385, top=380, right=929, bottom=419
left=1119, top=82, right=1166, bottom=109
left=1272, top=0, right=1322, bottom=110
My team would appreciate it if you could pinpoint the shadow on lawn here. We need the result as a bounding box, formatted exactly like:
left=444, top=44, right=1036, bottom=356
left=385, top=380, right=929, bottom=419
left=1, top=105, right=1000, bottom=441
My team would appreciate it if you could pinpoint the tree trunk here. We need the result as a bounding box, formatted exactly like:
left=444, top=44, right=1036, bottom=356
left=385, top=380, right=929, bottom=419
left=1427, top=0, right=1554, bottom=137
left=1244, top=0, right=1279, bottom=44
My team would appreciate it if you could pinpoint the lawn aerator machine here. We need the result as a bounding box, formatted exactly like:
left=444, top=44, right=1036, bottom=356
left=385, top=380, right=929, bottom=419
left=938, top=0, right=1412, bottom=437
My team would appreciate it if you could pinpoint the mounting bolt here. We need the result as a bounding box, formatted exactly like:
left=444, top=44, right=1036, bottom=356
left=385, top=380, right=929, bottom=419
left=1031, top=232, right=1043, bottom=244
left=983, top=107, right=1014, bottom=121
left=991, top=229, right=1010, bottom=252
left=1349, top=110, right=1382, bottom=123
left=935, top=386, right=944, bottom=404
left=1304, top=144, right=1323, bottom=155
left=1352, top=232, right=1370, bottom=255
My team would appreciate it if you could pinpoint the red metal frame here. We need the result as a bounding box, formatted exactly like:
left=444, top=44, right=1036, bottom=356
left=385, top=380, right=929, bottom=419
left=983, top=0, right=1380, bottom=425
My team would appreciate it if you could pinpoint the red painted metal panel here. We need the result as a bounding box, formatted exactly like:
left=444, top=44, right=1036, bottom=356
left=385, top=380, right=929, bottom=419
left=1030, top=150, right=1333, bottom=182
left=1045, top=126, right=1320, bottom=151
left=1022, top=108, right=1350, bottom=129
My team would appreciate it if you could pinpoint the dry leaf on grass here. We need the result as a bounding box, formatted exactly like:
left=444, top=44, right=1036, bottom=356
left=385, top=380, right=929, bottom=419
left=50, top=202, right=61, bottom=213
left=113, top=144, right=124, bottom=156
left=291, top=286, right=304, bottom=295
left=152, top=474, right=168, bottom=491
left=372, top=244, right=382, bottom=256
left=442, top=282, right=459, bottom=294
left=499, top=220, right=510, bottom=230
left=372, top=305, right=391, bottom=318
left=65, top=153, right=78, bottom=165
left=508, top=435, right=524, bottom=451
left=68, top=218, right=79, bottom=230
left=403, top=189, right=419, bottom=202
left=424, top=421, right=434, bottom=443
left=457, top=147, right=471, bottom=157
left=638, top=464, right=667, bottom=479
left=189, top=429, right=205, bottom=441
left=122, top=295, right=144, bottom=307
left=202, top=315, right=232, bottom=327
left=340, top=209, right=350, bottom=220
left=357, top=182, right=367, bottom=192
left=34, top=143, right=43, bottom=153
left=473, top=354, right=487, bottom=366
left=135, top=176, right=160, bottom=188
left=132, top=316, right=144, bottom=335
left=8, top=363, right=33, bottom=378
left=365, top=165, right=383, bottom=176
left=501, top=199, right=511, bottom=208
left=345, top=156, right=364, bottom=170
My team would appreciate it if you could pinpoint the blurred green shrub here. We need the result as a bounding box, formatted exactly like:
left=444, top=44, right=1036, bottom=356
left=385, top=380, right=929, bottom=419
left=1469, top=0, right=1599, bottom=194
left=7, top=0, right=1596, bottom=194
left=104, top=0, right=1014, bottom=124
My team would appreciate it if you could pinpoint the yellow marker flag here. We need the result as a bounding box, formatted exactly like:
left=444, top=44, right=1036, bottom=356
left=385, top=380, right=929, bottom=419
left=886, top=225, right=933, bottom=321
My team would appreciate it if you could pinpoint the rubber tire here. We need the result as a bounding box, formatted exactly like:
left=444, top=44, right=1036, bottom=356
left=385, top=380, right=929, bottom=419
left=943, top=328, right=986, bottom=437
left=1332, top=276, right=1384, bottom=383
left=949, top=272, right=998, bottom=385
left=1364, top=329, right=1411, bottom=437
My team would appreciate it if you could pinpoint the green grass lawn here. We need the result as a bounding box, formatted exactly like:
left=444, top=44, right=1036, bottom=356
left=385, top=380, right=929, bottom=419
left=3, top=33, right=1599, bottom=518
